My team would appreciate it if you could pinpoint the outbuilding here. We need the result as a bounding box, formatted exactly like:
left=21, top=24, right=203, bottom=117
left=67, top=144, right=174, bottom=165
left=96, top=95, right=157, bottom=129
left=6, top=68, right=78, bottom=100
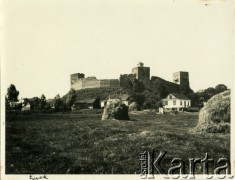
left=73, top=98, right=100, bottom=109
left=101, top=94, right=130, bottom=108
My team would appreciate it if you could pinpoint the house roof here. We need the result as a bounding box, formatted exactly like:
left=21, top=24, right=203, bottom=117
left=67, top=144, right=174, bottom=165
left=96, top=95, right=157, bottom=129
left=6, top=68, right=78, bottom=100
left=119, top=94, right=129, bottom=101
left=103, top=94, right=130, bottom=101
left=9, top=101, right=22, bottom=107
left=74, top=98, right=98, bottom=104
left=23, top=97, right=40, bottom=106
left=46, top=99, right=54, bottom=103
left=163, top=93, right=190, bottom=100
left=22, top=102, right=31, bottom=107
left=46, top=98, right=55, bottom=105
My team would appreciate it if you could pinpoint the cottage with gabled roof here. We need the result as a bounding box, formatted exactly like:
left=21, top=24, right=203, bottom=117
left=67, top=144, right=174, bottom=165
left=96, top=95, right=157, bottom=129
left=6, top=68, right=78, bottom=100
left=73, top=98, right=101, bottom=109
left=101, top=94, right=130, bottom=108
left=162, top=93, right=191, bottom=111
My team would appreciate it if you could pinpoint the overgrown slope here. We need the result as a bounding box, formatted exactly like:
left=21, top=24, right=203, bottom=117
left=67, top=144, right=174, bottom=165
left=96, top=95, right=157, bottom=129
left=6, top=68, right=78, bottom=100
left=62, top=87, right=125, bottom=101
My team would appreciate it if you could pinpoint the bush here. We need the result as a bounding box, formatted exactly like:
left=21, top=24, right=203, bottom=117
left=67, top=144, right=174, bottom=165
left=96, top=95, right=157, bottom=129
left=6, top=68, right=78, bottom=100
left=184, top=107, right=199, bottom=112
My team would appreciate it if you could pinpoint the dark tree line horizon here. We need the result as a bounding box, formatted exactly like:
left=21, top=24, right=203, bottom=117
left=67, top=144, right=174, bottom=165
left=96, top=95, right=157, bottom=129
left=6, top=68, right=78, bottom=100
left=5, top=82, right=228, bottom=112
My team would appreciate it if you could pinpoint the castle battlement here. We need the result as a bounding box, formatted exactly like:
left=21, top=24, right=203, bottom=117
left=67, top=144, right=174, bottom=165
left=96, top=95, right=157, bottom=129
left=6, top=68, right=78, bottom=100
left=70, top=74, right=119, bottom=90
left=70, top=63, right=189, bottom=91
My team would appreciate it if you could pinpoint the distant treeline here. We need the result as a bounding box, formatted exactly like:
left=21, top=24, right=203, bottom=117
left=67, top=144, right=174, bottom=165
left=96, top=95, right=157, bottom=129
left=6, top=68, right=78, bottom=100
left=5, top=82, right=228, bottom=114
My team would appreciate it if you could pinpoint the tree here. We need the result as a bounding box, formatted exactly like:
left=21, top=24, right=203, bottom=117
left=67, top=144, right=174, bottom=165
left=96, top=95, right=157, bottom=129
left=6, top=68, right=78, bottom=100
left=54, top=94, right=65, bottom=112
left=206, top=87, right=216, bottom=97
left=187, top=92, right=198, bottom=107
left=5, top=96, right=10, bottom=110
left=133, top=79, right=145, bottom=93
left=119, top=74, right=133, bottom=90
left=129, top=93, right=145, bottom=107
left=195, top=84, right=227, bottom=107
left=141, top=90, right=158, bottom=109
left=40, top=94, right=47, bottom=109
left=215, top=84, right=227, bottom=94
left=33, top=97, right=40, bottom=108
left=65, top=89, right=76, bottom=109
left=152, top=80, right=168, bottom=100
left=7, top=84, right=19, bottom=102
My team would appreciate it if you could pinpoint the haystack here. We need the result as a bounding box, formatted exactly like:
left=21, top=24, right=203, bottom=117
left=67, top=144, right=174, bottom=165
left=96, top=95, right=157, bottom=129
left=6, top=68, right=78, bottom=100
left=102, top=99, right=130, bottom=121
left=194, top=90, right=230, bottom=133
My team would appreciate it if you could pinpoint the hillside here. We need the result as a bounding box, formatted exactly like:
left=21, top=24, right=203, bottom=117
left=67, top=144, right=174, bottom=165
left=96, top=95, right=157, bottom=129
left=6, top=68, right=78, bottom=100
left=151, top=76, right=181, bottom=93
left=62, top=87, right=125, bottom=102
left=62, top=77, right=194, bottom=108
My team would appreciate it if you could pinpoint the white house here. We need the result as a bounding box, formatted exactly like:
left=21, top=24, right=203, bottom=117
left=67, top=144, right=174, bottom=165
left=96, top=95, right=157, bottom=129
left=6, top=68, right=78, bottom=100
left=162, top=93, right=191, bottom=110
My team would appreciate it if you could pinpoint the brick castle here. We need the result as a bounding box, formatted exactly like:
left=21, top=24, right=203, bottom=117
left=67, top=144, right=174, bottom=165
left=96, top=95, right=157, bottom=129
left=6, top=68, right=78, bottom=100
left=70, top=62, right=189, bottom=91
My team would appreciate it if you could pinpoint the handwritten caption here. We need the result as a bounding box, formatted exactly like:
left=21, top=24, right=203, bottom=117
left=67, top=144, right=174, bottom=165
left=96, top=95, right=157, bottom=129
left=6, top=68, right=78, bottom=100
left=29, top=174, right=48, bottom=180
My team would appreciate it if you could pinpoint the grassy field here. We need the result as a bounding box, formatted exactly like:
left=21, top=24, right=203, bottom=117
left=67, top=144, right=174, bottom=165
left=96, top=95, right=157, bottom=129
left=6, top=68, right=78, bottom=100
left=5, top=110, right=230, bottom=174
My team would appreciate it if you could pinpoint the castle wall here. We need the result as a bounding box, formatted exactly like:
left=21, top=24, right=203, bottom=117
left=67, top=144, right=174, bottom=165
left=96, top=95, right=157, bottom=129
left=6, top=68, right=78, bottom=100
left=100, top=79, right=119, bottom=88
left=71, top=77, right=120, bottom=91
left=82, top=77, right=101, bottom=89
left=70, top=66, right=189, bottom=92
left=71, top=80, right=83, bottom=90
left=126, top=74, right=136, bottom=81
left=108, top=79, right=119, bottom=87
left=100, top=79, right=110, bottom=88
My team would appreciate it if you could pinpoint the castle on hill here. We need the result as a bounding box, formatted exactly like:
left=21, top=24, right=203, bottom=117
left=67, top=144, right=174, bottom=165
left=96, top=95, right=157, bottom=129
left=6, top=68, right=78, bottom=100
left=70, top=62, right=189, bottom=91
left=70, top=73, right=119, bottom=90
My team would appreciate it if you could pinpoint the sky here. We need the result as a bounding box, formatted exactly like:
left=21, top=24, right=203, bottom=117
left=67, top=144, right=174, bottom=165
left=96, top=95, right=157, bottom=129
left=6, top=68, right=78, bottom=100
left=2, top=0, right=234, bottom=99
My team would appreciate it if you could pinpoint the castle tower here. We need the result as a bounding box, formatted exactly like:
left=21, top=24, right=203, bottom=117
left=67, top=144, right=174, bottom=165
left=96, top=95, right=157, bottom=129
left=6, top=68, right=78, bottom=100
left=132, top=62, right=150, bottom=88
left=173, top=71, right=189, bottom=86
left=70, top=73, right=85, bottom=85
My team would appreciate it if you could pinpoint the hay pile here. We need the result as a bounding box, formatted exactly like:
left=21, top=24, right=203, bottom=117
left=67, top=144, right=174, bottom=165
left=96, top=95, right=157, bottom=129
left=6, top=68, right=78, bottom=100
left=194, top=90, right=230, bottom=133
left=102, top=99, right=130, bottom=121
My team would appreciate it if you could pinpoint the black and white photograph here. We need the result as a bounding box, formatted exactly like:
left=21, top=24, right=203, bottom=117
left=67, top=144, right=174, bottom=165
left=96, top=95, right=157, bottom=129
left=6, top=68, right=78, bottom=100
left=1, top=0, right=234, bottom=179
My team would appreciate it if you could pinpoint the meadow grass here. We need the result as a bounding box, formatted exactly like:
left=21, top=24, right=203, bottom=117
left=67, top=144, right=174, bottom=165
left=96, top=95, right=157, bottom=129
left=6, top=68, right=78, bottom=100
left=5, top=110, right=230, bottom=174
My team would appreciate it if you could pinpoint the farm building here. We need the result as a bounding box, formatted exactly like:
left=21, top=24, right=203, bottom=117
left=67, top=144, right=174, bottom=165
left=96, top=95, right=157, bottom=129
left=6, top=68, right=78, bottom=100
left=21, top=97, right=41, bottom=112
left=73, top=98, right=101, bottom=109
left=119, top=94, right=130, bottom=106
left=22, top=102, right=31, bottom=111
left=46, top=99, right=55, bottom=109
left=101, top=94, right=130, bottom=108
left=9, top=101, right=22, bottom=109
left=162, top=93, right=191, bottom=111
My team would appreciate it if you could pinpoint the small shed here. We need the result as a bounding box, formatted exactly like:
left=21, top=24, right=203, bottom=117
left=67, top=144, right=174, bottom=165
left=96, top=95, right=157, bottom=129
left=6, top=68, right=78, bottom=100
left=158, top=107, right=165, bottom=114
left=73, top=98, right=100, bottom=109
